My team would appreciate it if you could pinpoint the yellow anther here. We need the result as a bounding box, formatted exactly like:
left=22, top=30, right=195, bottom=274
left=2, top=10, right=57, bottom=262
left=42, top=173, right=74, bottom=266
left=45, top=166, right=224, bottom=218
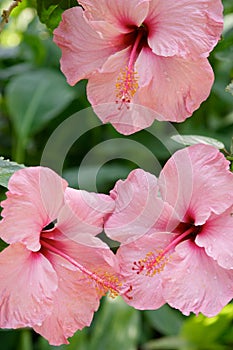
left=94, top=271, right=123, bottom=298
left=133, top=250, right=169, bottom=277
left=115, top=66, right=139, bottom=109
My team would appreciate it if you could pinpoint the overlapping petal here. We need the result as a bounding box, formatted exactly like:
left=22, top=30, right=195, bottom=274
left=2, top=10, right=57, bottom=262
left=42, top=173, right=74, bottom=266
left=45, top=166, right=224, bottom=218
left=57, top=188, right=114, bottom=245
left=0, top=167, right=67, bottom=251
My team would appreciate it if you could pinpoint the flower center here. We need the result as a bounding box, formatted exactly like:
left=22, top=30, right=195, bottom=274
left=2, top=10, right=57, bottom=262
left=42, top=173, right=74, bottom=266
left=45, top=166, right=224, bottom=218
left=40, top=234, right=132, bottom=299
left=133, top=224, right=201, bottom=277
left=115, top=26, right=147, bottom=110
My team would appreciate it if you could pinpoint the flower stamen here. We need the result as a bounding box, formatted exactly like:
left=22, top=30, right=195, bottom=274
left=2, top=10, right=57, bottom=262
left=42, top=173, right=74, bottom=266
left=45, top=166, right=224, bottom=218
left=133, top=250, right=169, bottom=277
left=115, top=28, right=145, bottom=109
left=133, top=226, right=198, bottom=277
left=115, top=67, right=138, bottom=109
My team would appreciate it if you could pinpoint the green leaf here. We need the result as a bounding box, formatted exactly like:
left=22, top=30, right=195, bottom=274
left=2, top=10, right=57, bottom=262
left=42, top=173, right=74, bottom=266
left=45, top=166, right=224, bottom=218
left=6, top=69, right=75, bottom=138
left=37, top=0, right=78, bottom=31
left=89, top=297, right=141, bottom=350
left=5, top=68, right=75, bottom=162
left=0, top=157, right=25, bottom=188
left=142, top=336, right=189, bottom=350
left=144, top=305, right=184, bottom=336
left=171, top=135, right=225, bottom=149
left=226, top=81, right=233, bottom=96
left=223, top=0, right=233, bottom=14
left=0, top=329, right=20, bottom=350
left=181, top=304, right=233, bottom=348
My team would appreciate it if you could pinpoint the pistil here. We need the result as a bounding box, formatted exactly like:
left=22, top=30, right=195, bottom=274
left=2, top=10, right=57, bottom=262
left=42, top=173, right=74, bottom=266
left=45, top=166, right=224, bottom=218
left=41, top=239, right=131, bottom=298
left=115, top=28, right=145, bottom=109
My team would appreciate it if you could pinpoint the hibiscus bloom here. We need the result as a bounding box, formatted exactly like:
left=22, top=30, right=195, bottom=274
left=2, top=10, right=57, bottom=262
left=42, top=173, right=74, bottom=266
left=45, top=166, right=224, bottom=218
left=0, top=167, right=129, bottom=345
left=104, top=144, right=233, bottom=316
left=54, top=0, right=223, bottom=134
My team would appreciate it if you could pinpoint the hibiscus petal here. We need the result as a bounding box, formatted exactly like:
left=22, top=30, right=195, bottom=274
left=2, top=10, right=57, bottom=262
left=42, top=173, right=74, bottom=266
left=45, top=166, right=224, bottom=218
left=195, top=208, right=233, bottom=269
left=57, top=188, right=114, bottom=245
left=117, top=233, right=172, bottom=309
left=33, top=251, right=100, bottom=345
left=0, top=167, right=67, bottom=251
left=146, top=0, right=223, bottom=58
left=53, top=7, right=119, bottom=86
left=105, top=169, right=176, bottom=243
left=79, top=0, right=149, bottom=31
left=0, top=243, right=57, bottom=328
left=136, top=47, right=214, bottom=122
left=158, top=144, right=233, bottom=225
left=163, top=240, right=233, bottom=317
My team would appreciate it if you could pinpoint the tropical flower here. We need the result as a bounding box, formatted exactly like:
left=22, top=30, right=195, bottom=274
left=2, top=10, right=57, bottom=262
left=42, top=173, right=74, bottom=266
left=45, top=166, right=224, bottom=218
left=104, top=144, right=233, bottom=316
left=54, top=0, right=223, bottom=134
left=0, top=167, right=129, bottom=345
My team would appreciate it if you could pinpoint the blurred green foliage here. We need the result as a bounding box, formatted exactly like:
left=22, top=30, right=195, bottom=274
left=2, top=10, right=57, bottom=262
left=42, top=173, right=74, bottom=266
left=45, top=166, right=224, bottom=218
left=0, top=157, right=24, bottom=187
left=0, top=0, right=233, bottom=349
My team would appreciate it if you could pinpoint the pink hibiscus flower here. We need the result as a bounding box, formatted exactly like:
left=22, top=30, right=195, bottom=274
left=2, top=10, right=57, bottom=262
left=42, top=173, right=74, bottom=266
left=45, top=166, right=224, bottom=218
left=0, top=167, right=130, bottom=345
left=105, top=144, right=233, bottom=316
left=54, top=0, right=223, bottom=134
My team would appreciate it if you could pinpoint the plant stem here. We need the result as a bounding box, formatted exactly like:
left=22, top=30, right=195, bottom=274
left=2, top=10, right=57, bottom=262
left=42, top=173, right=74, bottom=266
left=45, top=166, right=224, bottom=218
left=0, top=0, right=22, bottom=33
left=18, top=329, right=33, bottom=350
left=14, top=137, right=26, bottom=164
